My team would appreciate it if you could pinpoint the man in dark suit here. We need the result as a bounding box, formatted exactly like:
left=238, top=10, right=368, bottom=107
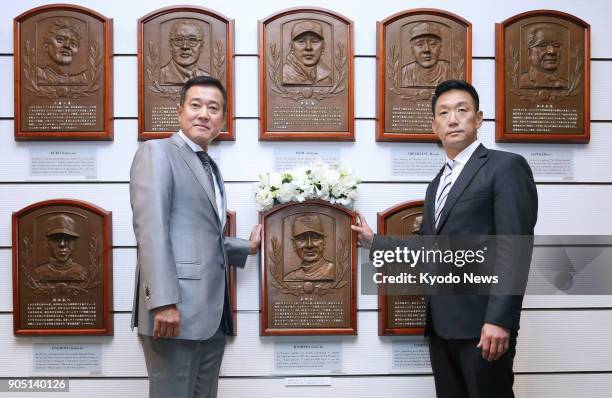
left=130, top=76, right=262, bottom=398
left=352, top=80, right=537, bottom=398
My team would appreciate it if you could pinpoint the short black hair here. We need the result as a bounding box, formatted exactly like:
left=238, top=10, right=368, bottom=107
left=179, top=76, right=227, bottom=113
left=431, top=79, right=479, bottom=115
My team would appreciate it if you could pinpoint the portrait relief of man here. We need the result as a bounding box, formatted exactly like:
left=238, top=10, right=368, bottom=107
left=282, top=20, right=332, bottom=86
left=519, top=23, right=567, bottom=88
left=401, top=22, right=450, bottom=88
left=36, top=18, right=88, bottom=86
left=33, top=214, right=88, bottom=283
left=284, top=214, right=335, bottom=281
left=160, top=20, right=209, bottom=85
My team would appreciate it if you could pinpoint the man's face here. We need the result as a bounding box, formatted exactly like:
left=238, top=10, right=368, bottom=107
left=47, top=234, right=75, bottom=263
left=432, top=89, right=483, bottom=157
left=46, top=28, right=78, bottom=66
left=528, top=29, right=563, bottom=72
left=178, top=85, right=225, bottom=147
left=291, top=32, right=325, bottom=67
left=293, top=232, right=326, bottom=263
left=170, top=24, right=203, bottom=67
left=410, top=35, right=442, bottom=68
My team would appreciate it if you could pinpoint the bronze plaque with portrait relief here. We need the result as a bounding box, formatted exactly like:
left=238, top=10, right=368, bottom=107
left=496, top=11, right=590, bottom=143
left=259, top=8, right=354, bottom=141
left=260, top=200, right=357, bottom=335
left=12, top=200, right=113, bottom=335
left=377, top=200, right=426, bottom=335
left=14, top=5, right=113, bottom=140
left=138, top=7, right=235, bottom=141
left=376, top=9, right=471, bottom=142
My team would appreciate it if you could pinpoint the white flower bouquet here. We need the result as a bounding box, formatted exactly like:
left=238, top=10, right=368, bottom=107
left=254, top=160, right=361, bottom=211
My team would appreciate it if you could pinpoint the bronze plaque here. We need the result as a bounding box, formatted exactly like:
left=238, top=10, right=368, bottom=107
left=138, top=7, right=235, bottom=141
left=261, top=200, right=357, bottom=335
left=259, top=8, right=354, bottom=141
left=14, top=5, right=113, bottom=140
left=496, top=11, right=590, bottom=143
left=12, top=200, right=113, bottom=335
left=377, top=9, right=471, bottom=142
left=377, top=200, right=426, bottom=335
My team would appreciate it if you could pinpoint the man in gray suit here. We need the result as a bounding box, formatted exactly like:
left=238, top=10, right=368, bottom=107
left=130, top=76, right=262, bottom=398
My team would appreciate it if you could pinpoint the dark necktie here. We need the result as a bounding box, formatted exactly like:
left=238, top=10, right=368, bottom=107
left=196, top=151, right=216, bottom=195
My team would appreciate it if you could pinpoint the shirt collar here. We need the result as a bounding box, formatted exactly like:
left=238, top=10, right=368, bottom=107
left=447, top=139, right=481, bottom=166
left=178, top=130, right=205, bottom=153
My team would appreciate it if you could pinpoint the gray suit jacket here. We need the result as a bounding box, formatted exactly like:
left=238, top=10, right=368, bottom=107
left=130, top=133, right=249, bottom=340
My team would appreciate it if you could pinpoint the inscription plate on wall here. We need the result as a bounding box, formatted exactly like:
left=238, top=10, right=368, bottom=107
left=259, top=8, right=354, bottom=141
left=376, top=9, right=471, bottom=141
left=14, top=5, right=113, bottom=140
left=261, top=201, right=356, bottom=335
left=12, top=200, right=113, bottom=335
left=496, top=11, right=590, bottom=143
left=138, top=7, right=235, bottom=140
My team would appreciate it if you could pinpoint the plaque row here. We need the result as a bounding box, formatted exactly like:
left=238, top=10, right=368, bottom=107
left=12, top=198, right=426, bottom=336
left=14, top=5, right=590, bottom=143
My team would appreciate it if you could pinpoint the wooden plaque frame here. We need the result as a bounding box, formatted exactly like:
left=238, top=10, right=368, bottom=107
left=376, top=9, right=472, bottom=142
left=14, top=4, right=114, bottom=141
left=495, top=10, right=590, bottom=143
left=258, top=7, right=354, bottom=141
left=260, top=200, right=357, bottom=335
left=377, top=200, right=425, bottom=336
left=226, top=210, right=238, bottom=336
left=138, top=6, right=235, bottom=141
left=13, top=199, right=113, bottom=335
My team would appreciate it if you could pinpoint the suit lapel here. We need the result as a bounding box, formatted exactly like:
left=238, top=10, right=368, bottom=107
left=172, top=134, right=222, bottom=227
left=435, top=144, right=489, bottom=234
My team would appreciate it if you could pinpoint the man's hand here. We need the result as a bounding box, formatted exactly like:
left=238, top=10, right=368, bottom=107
left=477, top=323, right=510, bottom=361
left=152, top=304, right=180, bottom=339
left=248, top=224, right=263, bottom=255
left=350, top=211, right=374, bottom=249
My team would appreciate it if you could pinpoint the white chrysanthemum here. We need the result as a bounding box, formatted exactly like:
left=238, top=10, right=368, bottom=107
left=277, top=182, right=297, bottom=203
left=255, top=189, right=274, bottom=210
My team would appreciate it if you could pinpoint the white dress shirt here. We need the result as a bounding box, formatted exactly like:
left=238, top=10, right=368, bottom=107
left=434, top=139, right=482, bottom=206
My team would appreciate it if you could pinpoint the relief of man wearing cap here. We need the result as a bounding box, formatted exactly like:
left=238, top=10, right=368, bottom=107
left=282, top=20, right=332, bottom=86
left=519, top=23, right=568, bottom=89
left=284, top=214, right=335, bottom=281
left=33, top=214, right=88, bottom=283
left=401, top=22, right=450, bottom=88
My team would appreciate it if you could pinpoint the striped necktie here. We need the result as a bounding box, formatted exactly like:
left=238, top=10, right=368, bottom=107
left=196, top=151, right=216, bottom=196
left=434, top=160, right=455, bottom=229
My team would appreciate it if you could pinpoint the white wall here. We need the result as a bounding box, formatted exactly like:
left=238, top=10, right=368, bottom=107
left=1, top=0, right=611, bottom=396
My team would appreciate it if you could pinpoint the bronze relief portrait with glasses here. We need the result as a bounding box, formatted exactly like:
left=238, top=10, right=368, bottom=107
left=138, top=7, right=235, bottom=140
left=496, top=10, right=590, bottom=143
